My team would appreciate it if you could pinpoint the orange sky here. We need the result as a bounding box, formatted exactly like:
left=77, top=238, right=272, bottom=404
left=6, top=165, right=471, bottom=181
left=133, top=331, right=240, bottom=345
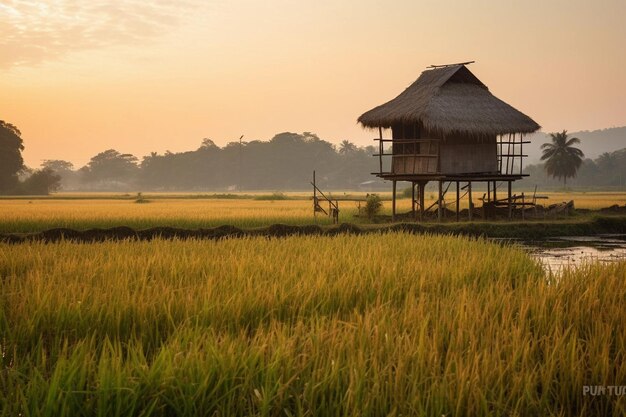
left=1, top=0, right=625, bottom=168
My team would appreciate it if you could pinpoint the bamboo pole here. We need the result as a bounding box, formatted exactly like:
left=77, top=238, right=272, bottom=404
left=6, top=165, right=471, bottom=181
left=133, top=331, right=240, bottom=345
left=456, top=181, right=460, bottom=222
left=313, top=171, right=316, bottom=221
left=493, top=181, right=497, bottom=201
left=392, top=180, right=397, bottom=222
left=498, top=136, right=503, bottom=173
left=378, top=127, right=383, bottom=174
left=468, top=181, right=473, bottom=221
left=411, top=182, right=416, bottom=219
left=519, top=133, right=524, bottom=175
left=508, top=181, right=513, bottom=220
left=438, top=181, right=443, bottom=222
left=419, top=182, right=425, bottom=222
left=506, top=133, right=511, bottom=175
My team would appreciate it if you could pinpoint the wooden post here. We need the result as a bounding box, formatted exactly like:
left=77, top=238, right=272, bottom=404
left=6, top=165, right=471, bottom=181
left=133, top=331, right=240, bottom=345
left=519, top=133, right=524, bottom=175
left=493, top=181, right=497, bottom=202
left=521, top=193, right=525, bottom=220
left=482, top=195, right=486, bottom=220
left=392, top=180, right=397, bottom=222
left=378, top=127, right=383, bottom=175
left=419, top=182, right=425, bottom=222
left=411, top=182, right=416, bottom=219
left=468, top=181, right=473, bottom=221
left=455, top=181, right=460, bottom=222
left=487, top=181, right=491, bottom=202
left=507, top=181, right=512, bottom=220
left=437, top=180, right=443, bottom=222
left=313, top=170, right=317, bottom=221
left=506, top=133, right=512, bottom=175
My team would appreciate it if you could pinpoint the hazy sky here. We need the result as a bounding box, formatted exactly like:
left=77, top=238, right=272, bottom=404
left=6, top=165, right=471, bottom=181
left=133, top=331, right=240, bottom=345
left=1, top=0, right=625, bottom=167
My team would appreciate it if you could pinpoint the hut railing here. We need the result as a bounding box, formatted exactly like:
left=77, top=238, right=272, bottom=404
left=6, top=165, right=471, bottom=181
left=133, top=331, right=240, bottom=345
left=372, top=138, right=440, bottom=175
left=497, top=134, right=531, bottom=176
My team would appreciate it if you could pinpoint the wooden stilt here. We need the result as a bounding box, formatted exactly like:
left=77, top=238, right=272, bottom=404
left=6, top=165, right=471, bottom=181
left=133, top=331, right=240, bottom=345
left=507, top=181, right=512, bottom=220
left=378, top=127, right=383, bottom=175
left=521, top=192, right=525, bottom=220
left=437, top=181, right=443, bottom=222
left=487, top=181, right=491, bottom=202
left=468, top=181, right=473, bottom=221
left=313, top=170, right=316, bottom=221
left=493, top=181, right=497, bottom=202
left=419, top=182, right=425, bottom=222
left=392, top=180, right=397, bottom=222
left=411, top=182, right=416, bottom=219
left=455, top=181, right=460, bottom=222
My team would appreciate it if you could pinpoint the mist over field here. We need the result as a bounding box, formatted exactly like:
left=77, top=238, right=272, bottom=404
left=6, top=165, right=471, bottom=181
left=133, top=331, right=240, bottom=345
left=24, top=127, right=625, bottom=193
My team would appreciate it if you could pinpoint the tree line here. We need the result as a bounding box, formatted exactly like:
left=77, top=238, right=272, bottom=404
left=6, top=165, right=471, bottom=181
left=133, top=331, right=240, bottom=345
left=5, top=129, right=383, bottom=193
left=521, top=148, right=626, bottom=189
left=517, top=130, right=625, bottom=189
left=2, top=120, right=623, bottom=195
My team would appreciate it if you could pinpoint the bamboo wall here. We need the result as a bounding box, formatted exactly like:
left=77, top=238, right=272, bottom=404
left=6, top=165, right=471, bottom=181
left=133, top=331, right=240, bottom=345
left=390, top=124, right=498, bottom=175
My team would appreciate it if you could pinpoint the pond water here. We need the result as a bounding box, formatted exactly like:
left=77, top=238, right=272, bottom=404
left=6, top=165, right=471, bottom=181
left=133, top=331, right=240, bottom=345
left=498, top=235, right=626, bottom=272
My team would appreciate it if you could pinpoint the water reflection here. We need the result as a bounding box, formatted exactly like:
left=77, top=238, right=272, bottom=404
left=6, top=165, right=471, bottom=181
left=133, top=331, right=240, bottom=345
left=501, top=234, right=626, bottom=272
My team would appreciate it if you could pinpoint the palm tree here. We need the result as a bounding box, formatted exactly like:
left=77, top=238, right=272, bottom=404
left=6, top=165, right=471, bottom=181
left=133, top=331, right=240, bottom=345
left=540, top=130, right=584, bottom=187
left=338, top=140, right=357, bottom=156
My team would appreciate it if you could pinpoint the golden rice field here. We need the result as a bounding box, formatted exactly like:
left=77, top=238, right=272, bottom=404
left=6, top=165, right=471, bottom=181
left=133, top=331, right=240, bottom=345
left=0, top=191, right=624, bottom=233
left=0, top=198, right=332, bottom=233
left=1, top=233, right=624, bottom=416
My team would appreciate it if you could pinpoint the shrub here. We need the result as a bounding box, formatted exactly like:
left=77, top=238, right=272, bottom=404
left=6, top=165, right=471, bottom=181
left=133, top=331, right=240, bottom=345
left=365, top=193, right=383, bottom=219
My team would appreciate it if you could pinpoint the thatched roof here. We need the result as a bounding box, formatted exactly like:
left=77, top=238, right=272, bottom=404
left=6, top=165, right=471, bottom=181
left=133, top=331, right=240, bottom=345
left=358, top=65, right=540, bottom=136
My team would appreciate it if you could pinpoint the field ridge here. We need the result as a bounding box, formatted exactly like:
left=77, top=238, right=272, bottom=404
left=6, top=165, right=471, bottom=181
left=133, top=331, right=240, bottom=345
left=2, top=215, right=625, bottom=243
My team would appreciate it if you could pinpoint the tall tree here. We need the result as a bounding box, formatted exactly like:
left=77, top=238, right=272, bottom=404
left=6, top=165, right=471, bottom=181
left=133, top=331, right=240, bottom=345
left=41, top=159, right=76, bottom=190
left=42, top=159, right=74, bottom=174
left=0, top=120, right=25, bottom=193
left=82, top=149, right=139, bottom=184
left=540, top=130, right=585, bottom=187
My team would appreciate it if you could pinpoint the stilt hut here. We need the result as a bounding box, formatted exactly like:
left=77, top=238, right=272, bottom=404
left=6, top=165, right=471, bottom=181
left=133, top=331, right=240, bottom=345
left=358, top=62, right=540, bottom=221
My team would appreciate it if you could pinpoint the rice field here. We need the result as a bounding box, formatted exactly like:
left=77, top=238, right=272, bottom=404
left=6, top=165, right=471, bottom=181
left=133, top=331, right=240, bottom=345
left=0, top=198, right=333, bottom=233
left=0, top=191, right=624, bottom=233
left=538, top=191, right=626, bottom=209
left=1, top=233, right=624, bottom=416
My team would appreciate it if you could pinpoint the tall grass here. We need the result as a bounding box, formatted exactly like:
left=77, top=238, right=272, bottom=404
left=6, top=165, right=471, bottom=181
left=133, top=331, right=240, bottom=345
left=0, top=234, right=624, bottom=416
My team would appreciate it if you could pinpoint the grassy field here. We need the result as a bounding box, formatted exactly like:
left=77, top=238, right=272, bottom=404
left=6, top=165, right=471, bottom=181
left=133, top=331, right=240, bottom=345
left=0, top=191, right=624, bottom=233
left=1, top=233, right=624, bottom=416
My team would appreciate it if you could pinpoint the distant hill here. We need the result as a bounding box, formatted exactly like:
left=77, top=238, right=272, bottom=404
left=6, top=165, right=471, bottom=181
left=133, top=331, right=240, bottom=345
left=526, top=126, right=626, bottom=163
